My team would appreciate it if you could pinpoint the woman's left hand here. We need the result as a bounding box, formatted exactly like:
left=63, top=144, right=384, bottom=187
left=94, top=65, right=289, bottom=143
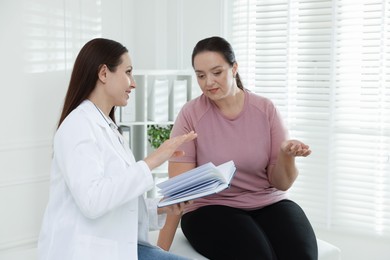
left=281, top=140, right=311, bottom=157
left=144, top=131, right=197, bottom=170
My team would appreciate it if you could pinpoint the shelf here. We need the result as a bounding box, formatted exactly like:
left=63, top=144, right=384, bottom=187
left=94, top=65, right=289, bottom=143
left=118, top=70, right=198, bottom=162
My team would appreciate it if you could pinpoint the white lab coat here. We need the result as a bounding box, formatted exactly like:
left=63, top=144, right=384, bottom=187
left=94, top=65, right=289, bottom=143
left=38, top=100, right=165, bottom=260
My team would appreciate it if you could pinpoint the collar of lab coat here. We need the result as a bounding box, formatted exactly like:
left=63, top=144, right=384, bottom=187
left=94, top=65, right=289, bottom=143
left=82, top=100, right=133, bottom=166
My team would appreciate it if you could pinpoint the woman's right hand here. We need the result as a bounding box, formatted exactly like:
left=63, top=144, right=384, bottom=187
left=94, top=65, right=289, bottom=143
left=157, top=200, right=193, bottom=216
left=144, top=131, right=197, bottom=170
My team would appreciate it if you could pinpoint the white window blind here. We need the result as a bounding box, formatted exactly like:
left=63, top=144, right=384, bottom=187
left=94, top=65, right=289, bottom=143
left=231, top=0, right=390, bottom=237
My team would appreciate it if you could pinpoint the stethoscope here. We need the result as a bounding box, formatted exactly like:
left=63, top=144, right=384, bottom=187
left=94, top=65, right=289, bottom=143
left=93, top=103, right=125, bottom=147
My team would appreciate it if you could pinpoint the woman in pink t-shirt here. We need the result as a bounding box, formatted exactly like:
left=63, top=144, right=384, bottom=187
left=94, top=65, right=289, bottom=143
left=158, top=36, right=317, bottom=260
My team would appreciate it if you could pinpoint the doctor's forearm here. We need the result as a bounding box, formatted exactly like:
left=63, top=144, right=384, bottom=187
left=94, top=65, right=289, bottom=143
left=144, top=153, right=164, bottom=170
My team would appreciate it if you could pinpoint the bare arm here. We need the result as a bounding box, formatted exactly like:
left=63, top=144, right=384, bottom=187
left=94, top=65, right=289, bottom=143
left=268, top=139, right=311, bottom=191
left=157, top=161, right=196, bottom=251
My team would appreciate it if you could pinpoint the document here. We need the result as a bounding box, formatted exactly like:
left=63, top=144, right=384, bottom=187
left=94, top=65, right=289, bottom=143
left=157, top=160, right=236, bottom=207
left=148, top=79, right=169, bottom=122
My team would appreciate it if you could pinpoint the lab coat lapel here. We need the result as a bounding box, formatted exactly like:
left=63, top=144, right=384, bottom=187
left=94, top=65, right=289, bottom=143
left=83, top=100, right=133, bottom=166
left=105, top=125, right=134, bottom=166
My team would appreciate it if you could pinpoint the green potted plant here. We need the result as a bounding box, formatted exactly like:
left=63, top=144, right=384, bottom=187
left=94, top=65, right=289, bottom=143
left=147, top=124, right=173, bottom=150
left=147, top=124, right=173, bottom=172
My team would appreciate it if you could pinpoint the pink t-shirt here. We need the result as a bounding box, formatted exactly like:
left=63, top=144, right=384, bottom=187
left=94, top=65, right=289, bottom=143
left=170, top=90, right=288, bottom=213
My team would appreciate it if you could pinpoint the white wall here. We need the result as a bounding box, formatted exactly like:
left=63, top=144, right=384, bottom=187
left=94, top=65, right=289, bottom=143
left=131, top=0, right=227, bottom=70
left=0, top=0, right=225, bottom=259
left=2, top=1, right=390, bottom=260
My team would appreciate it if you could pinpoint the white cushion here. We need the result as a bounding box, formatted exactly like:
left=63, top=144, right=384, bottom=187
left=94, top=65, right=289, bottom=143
left=149, top=229, right=207, bottom=259
left=316, top=239, right=341, bottom=260
left=149, top=229, right=341, bottom=260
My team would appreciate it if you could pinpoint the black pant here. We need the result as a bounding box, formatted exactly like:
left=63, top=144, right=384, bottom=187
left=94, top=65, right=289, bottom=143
left=181, top=200, right=318, bottom=260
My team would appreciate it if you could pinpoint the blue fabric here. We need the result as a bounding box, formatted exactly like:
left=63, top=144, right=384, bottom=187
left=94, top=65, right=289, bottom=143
left=138, top=243, right=190, bottom=260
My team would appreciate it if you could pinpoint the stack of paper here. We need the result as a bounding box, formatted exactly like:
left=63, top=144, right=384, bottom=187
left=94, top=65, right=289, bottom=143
left=157, top=160, right=236, bottom=207
left=169, top=79, right=187, bottom=121
left=148, top=79, right=169, bottom=122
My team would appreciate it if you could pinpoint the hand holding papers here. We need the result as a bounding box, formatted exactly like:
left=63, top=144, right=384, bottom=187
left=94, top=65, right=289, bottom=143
left=157, top=160, right=236, bottom=207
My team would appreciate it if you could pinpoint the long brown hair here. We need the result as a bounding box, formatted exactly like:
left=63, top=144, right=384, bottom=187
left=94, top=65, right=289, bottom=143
left=58, top=38, right=128, bottom=128
left=191, top=36, right=244, bottom=90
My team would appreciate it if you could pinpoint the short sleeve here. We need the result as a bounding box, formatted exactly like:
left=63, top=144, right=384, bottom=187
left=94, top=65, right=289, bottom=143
left=268, top=105, right=288, bottom=165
